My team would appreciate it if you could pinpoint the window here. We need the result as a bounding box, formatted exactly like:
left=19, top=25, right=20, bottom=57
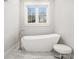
left=28, top=6, right=36, bottom=23
left=39, top=6, right=47, bottom=23
left=24, top=2, right=49, bottom=26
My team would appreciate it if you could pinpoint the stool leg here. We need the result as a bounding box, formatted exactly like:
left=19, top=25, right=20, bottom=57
left=60, top=54, right=64, bottom=59
left=60, top=53, right=61, bottom=59
left=53, top=49, right=55, bottom=58
left=61, top=55, right=63, bottom=59
left=69, top=54, right=71, bottom=59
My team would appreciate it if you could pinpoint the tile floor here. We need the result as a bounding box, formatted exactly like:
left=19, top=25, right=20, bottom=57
left=5, top=48, right=71, bottom=59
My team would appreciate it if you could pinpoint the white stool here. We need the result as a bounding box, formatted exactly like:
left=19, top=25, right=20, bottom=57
left=53, top=44, right=72, bottom=59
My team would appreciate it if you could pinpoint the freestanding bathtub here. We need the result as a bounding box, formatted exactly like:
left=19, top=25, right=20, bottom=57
left=21, top=34, right=60, bottom=52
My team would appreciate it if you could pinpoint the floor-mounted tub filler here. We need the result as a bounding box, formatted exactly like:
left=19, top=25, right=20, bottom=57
left=21, top=34, right=60, bottom=52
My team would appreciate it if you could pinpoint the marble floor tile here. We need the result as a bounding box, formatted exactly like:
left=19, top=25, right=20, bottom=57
left=5, top=48, right=71, bottom=59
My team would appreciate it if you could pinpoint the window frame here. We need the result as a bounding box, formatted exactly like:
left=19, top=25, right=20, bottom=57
left=24, top=2, right=50, bottom=26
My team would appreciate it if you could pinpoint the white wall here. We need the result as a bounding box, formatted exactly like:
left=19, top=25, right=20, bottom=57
left=20, top=0, right=55, bottom=35
left=54, top=0, right=74, bottom=49
left=4, top=0, right=20, bottom=52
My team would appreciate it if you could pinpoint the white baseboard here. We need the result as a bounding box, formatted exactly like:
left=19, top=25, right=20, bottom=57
left=4, top=41, right=19, bottom=58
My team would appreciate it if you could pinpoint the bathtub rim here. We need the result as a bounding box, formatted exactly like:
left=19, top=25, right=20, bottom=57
left=21, top=34, right=61, bottom=40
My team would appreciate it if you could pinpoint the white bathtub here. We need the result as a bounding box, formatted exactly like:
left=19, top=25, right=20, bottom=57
left=21, top=34, right=60, bottom=52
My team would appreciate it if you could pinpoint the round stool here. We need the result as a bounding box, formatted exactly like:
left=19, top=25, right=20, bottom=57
left=53, top=44, right=72, bottom=59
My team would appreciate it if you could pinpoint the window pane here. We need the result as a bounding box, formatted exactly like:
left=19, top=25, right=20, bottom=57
left=39, top=6, right=47, bottom=23
left=28, top=6, right=36, bottom=23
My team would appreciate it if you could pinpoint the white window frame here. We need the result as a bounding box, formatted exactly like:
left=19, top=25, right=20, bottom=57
left=24, top=2, right=50, bottom=26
